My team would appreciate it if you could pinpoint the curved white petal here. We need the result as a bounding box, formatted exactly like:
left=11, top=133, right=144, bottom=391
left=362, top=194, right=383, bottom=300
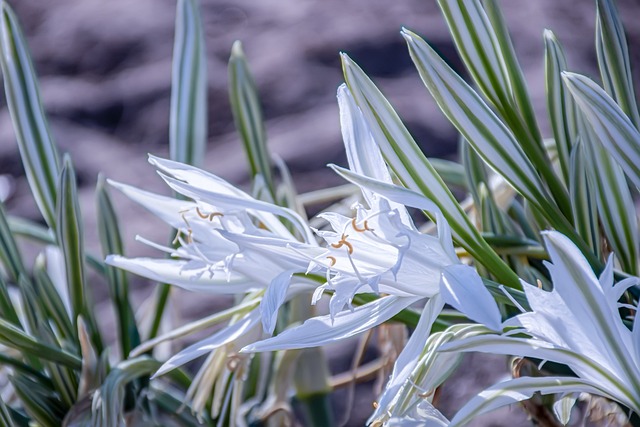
left=153, top=311, right=260, bottom=377
left=106, top=255, right=259, bottom=294
left=241, top=296, right=420, bottom=352
left=440, top=264, right=502, bottom=331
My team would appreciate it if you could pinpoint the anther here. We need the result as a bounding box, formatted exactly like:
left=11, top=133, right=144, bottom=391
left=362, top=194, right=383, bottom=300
left=326, top=256, right=337, bottom=267
left=208, top=212, right=224, bottom=220
left=195, top=207, right=209, bottom=219
left=351, top=218, right=373, bottom=232
left=330, top=234, right=354, bottom=254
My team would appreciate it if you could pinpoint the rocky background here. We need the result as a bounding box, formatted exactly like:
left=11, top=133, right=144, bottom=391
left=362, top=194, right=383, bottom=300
left=2, top=0, right=639, bottom=425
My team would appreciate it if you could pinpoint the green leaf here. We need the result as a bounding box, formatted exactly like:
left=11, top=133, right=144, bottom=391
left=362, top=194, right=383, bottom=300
left=56, top=156, right=101, bottom=352
left=96, top=176, right=140, bottom=357
left=428, top=157, right=467, bottom=189
left=402, top=30, right=606, bottom=271
left=544, top=30, right=577, bottom=185
left=7, top=215, right=55, bottom=244
left=0, top=317, right=81, bottom=369
left=0, top=3, right=60, bottom=229
left=229, top=41, right=274, bottom=194
left=0, top=276, right=20, bottom=326
left=0, top=203, right=25, bottom=282
left=568, top=141, right=600, bottom=258
left=11, top=374, right=65, bottom=427
left=170, top=0, right=207, bottom=167
left=564, top=72, right=640, bottom=190
left=438, top=0, right=569, bottom=214
left=91, top=357, right=163, bottom=427
left=581, top=122, right=638, bottom=275
left=32, top=256, right=75, bottom=341
left=595, top=0, right=640, bottom=128
left=482, top=0, right=540, bottom=138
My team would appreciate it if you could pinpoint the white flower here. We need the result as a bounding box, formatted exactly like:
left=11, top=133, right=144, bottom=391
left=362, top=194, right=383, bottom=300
left=437, top=231, right=640, bottom=426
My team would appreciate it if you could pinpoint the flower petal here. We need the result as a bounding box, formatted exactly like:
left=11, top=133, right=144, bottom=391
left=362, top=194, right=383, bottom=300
left=440, top=264, right=502, bottom=331
left=241, top=296, right=420, bottom=352
left=105, top=255, right=258, bottom=294
left=153, top=311, right=260, bottom=377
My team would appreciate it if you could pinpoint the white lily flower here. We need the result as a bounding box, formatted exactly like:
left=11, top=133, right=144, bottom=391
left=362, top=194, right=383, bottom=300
left=244, top=86, right=458, bottom=351
left=435, top=231, right=640, bottom=426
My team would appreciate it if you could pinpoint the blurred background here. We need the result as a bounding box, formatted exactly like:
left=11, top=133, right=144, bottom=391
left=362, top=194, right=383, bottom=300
left=1, top=0, right=639, bottom=425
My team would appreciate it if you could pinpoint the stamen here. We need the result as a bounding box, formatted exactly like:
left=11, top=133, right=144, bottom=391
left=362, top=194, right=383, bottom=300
left=209, top=212, right=224, bottom=220
left=372, top=401, right=379, bottom=409
left=536, top=279, right=543, bottom=289
left=351, top=217, right=373, bottom=232
left=326, top=256, right=337, bottom=267
left=195, top=207, right=209, bottom=219
left=330, top=234, right=354, bottom=254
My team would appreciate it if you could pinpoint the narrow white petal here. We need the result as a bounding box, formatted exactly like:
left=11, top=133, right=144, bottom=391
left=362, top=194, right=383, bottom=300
left=440, top=264, right=502, bottom=331
left=108, top=179, right=195, bottom=229
left=159, top=172, right=314, bottom=243
left=105, top=255, right=258, bottom=294
left=241, top=296, right=420, bottom=352
left=260, top=270, right=295, bottom=334
left=330, top=165, right=441, bottom=217
left=153, top=311, right=260, bottom=377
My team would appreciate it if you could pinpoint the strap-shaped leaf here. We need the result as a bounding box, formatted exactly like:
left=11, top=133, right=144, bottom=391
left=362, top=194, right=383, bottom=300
left=229, top=41, right=274, bottom=194
left=170, top=0, right=207, bottom=167
left=0, top=3, right=60, bottom=229
left=438, top=0, right=571, bottom=214
left=581, top=122, right=638, bottom=275
left=568, top=142, right=600, bottom=258
left=482, top=0, right=540, bottom=138
left=595, top=0, right=640, bottom=128
left=56, top=156, right=85, bottom=326
left=0, top=202, right=25, bottom=282
left=544, top=30, right=577, bottom=185
left=564, top=72, right=640, bottom=190
left=96, top=176, right=140, bottom=357
left=437, top=0, right=511, bottom=111
left=11, top=374, right=65, bottom=427
left=0, top=317, right=81, bottom=369
left=56, top=156, right=102, bottom=352
left=32, top=258, right=75, bottom=341
left=402, top=30, right=567, bottom=230
left=341, top=54, right=519, bottom=287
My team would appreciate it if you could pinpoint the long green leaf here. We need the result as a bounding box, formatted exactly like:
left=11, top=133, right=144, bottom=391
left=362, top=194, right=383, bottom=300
left=0, top=203, right=25, bottom=282
left=0, top=276, right=20, bottom=326
left=438, top=0, right=569, bottom=215
left=482, top=0, right=540, bottom=138
left=564, top=72, right=640, bottom=190
left=581, top=122, right=638, bottom=275
left=0, top=317, right=81, bottom=369
left=170, top=0, right=207, bottom=166
left=32, top=257, right=75, bottom=341
left=56, top=156, right=101, bottom=352
left=96, top=176, right=140, bottom=357
left=568, top=142, right=600, bottom=258
left=0, top=3, right=60, bottom=229
left=595, top=0, right=640, bottom=128
left=229, top=41, right=274, bottom=194
left=11, top=374, right=64, bottom=427
left=341, top=54, right=519, bottom=288
left=544, top=30, right=576, bottom=185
